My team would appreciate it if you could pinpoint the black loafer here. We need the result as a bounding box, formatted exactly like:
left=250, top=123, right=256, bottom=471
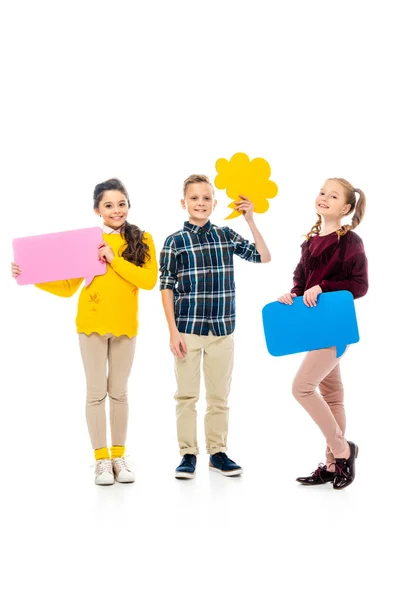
left=333, top=441, right=359, bottom=490
left=296, top=464, right=335, bottom=486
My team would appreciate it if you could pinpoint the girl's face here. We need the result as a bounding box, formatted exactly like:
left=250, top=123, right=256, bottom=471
left=95, top=190, right=129, bottom=229
left=181, top=182, right=217, bottom=225
left=315, top=180, right=351, bottom=219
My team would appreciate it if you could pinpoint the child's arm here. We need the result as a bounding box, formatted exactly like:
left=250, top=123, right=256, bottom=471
left=161, top=290, right=187, bottom=358
left=234, top=196, right=271, bottom=263
left=34, top=278, right=84, bottom=297
left=159, top=238, right=187, bottom=358
left=319, top=252, right=368, bottom=299
left=109, top=233, right=158, bottom=290
left=12, top=262, right=83, bottom=296
left=291, top=260, right=305, bottom=296
left=278, top=258, right=303, bottom=304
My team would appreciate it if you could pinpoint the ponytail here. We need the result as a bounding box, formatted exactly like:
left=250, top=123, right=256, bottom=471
left=305, top=214, right=322, bottom=240
left=120, top=221, right=150, bottom=267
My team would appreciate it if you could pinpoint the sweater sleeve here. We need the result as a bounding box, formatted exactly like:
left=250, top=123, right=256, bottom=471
left=35, top=278, right=84, bottom=297
left=319, top=251, right=368, bottom=299
left=291, top=243, right=306, bottom=295
left=291, top=261, right=305, bottom=296
left=110, top=233, right=158, bottom=290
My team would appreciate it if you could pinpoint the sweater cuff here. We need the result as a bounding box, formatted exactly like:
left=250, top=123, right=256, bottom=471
left=319, top=281, right=328, bottom=292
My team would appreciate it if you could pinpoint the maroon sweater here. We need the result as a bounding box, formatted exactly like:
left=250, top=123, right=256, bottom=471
left=291, top=231, right=368, bottom=299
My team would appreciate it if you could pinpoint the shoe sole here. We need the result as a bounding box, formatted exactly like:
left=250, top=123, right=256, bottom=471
left=175, top=472, right=195, bottom=479
left=296, top=480, right=334, bottom=486
left=115, top=476, right=135, bottom=483
left=95, top=479, right=115, bottom=486
left=209, top=466, right=243, bottom=477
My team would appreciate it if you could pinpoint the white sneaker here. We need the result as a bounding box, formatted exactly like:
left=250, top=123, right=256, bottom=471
left=112, top=457, right=135, bottom=483
left=95, top=459, right=115, bottom=485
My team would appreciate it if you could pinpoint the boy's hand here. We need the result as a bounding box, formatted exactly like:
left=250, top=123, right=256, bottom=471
left=235, top=195, right=254, bottom=222
left=170, top=331, right=187, bottom=358
left=303, top=285, right=322, bottom=307
left=98, top=242, right=115, bottom=264
left=11, top=262, right=21, bottom=278
left=278, top=292, right=296, bottom=305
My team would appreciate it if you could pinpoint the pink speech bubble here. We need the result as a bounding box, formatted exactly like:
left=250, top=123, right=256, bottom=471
left=12, top=227, right=107, bottom=287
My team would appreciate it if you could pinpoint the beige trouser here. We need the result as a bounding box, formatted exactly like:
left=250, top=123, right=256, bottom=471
left=78, top=333, right=136, bottom=450
left=174, top=332, right=234, bottom=456
left=292, top=347, right=348, bottom=463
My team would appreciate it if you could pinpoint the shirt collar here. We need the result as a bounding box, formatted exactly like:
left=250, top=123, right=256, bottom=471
left=183, top=220, right=213, bottom=235
left=102, top=224, right=123, bottom=234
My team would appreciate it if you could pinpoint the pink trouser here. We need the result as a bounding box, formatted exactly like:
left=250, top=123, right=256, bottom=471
left=292, top=347, right=348, bottom=463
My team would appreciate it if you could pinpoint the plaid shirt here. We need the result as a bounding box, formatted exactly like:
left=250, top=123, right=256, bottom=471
left=159, top=220, right=261, bottom=335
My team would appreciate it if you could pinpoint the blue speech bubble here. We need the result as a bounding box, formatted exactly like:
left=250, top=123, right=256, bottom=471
left=262, top=291, right=359, bottom=359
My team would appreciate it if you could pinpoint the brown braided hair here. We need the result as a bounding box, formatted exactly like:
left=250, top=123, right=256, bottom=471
left=93, top=178, right=150, bottom=267
left=305, top=178, right=366, bottom=240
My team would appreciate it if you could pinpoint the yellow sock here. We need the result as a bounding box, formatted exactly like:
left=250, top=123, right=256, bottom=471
left=94, top=447, right=110, bottom=461
left=111, top=445, right=125, bottom=459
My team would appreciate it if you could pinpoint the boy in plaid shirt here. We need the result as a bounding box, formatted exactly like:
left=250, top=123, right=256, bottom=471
left=160, top=175, right=271, bottom=478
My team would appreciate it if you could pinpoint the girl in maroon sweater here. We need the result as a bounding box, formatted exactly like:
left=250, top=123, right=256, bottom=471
left=278, top=177, right=368, bottom=490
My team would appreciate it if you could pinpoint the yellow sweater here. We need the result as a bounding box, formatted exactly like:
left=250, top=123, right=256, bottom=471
left=36, top=232, right=158, bottom=337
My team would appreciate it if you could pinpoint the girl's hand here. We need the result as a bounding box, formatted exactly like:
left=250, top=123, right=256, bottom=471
left=235, top=195, right=254, bottom=222
left=278, top=292, right=297, bottom=305
left=98, top=242, right=115, bottom=264
left=170, top=331, right=187, bottom=358
left=303, top=285, right=322, bottom=307
left=11, top=262, right=21, bottom=279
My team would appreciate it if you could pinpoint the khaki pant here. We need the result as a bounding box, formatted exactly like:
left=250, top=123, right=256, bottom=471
left=292, top=347, right=347, bottom=462
left=174, top=332, right=234, bottom=456
left=78, top=333, right=136, bottom=450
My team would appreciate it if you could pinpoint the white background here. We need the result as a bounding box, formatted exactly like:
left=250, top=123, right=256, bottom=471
left=1, top=1, right=399, bottom=598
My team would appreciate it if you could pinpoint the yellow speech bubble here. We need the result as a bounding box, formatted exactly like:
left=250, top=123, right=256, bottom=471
left=214, top=152, right=278, bottom=220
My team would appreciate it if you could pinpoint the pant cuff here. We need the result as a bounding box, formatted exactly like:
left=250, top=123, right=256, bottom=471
left=179, top=446, right=199, bottom=456
left=207, top=446, right=227, bottom=455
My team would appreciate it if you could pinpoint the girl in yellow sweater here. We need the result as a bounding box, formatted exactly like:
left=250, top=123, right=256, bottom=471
left=11, top=178, right=158, bottom=485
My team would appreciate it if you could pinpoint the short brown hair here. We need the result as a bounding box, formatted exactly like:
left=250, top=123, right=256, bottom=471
left=183, top=174, right=214, bottom=197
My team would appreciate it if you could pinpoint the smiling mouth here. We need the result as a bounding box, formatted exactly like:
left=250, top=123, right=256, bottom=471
left=318, top=204, right=329, bottom=208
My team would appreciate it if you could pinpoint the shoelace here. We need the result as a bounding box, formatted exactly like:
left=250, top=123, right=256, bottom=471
left=311, top=464, right=326, bottom=479
left=113, top=457, right=133, bottom=472
left=96, top=459, right=113, bottom=474
left=214, top=452, right=227, bottom=462
left=335, top=460, right=350, bottom=479
left=181, top=455, right=196, bottom=467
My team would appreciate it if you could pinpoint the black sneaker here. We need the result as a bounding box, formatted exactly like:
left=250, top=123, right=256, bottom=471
left=209, top=452, right=242, bottom=477
left=296, top=464, right=335, bottom=486
left=175, top=454, right=197, bottom=479
left=333, top=442, right=359, bottom=490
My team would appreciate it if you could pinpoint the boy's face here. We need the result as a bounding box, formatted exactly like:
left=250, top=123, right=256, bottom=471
left=181, top=182, right=217, bottom=226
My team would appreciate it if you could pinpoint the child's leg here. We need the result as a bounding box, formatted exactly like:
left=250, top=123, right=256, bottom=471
left=292, top=348, right=349, bottom=459
left=78, top=333, right=109, bottom=455
left=174, top=334, right=202, bottom=456
left=108, top=335, right=136, bottom=454
left=319, top=364, right=345, bottom=471
left=203, top=333, right=234, bottom=455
